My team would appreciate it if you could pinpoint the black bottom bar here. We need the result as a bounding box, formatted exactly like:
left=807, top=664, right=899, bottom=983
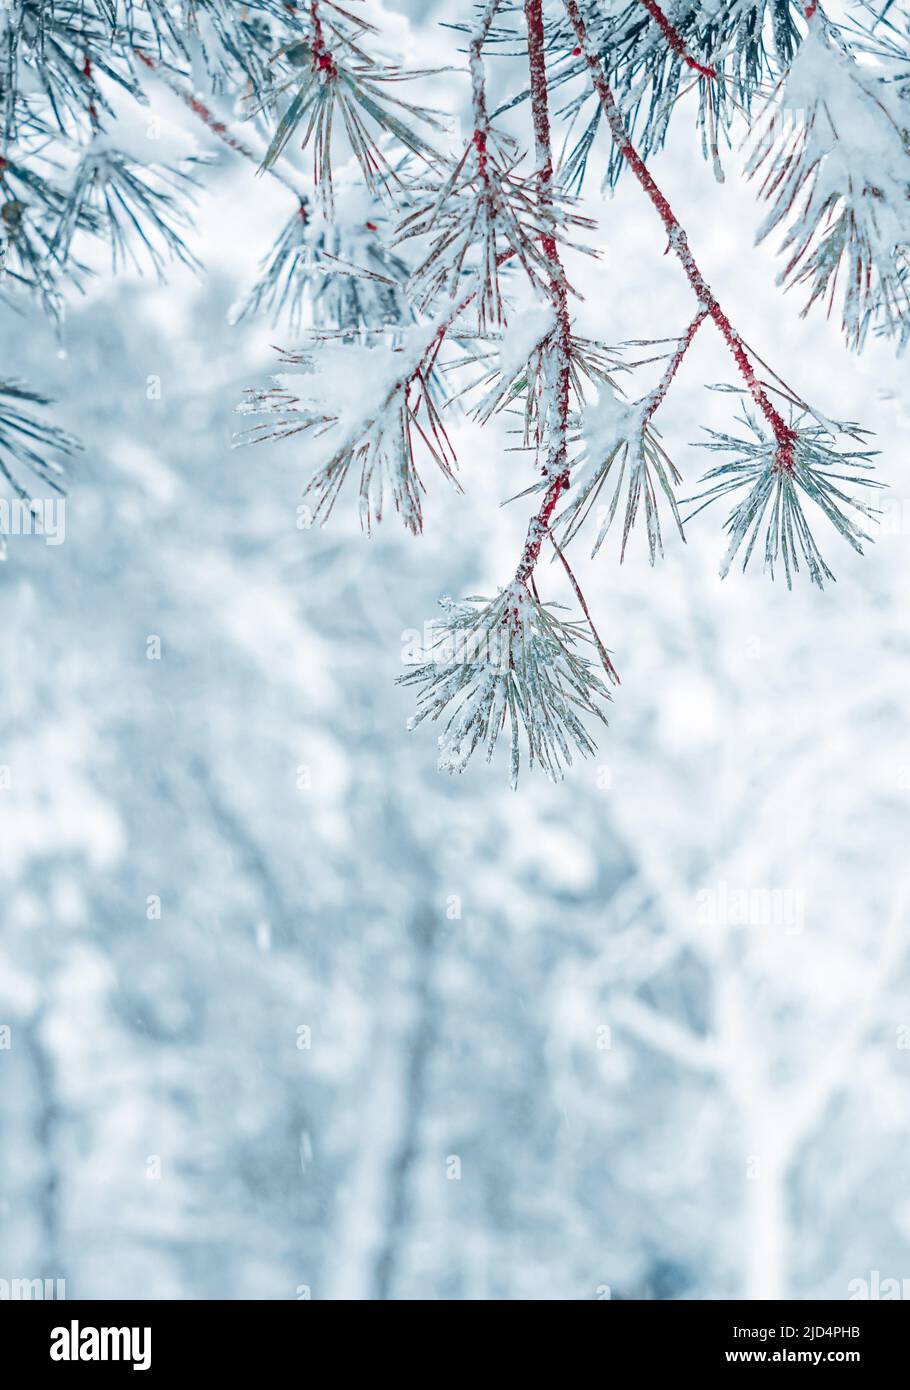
left=0, top=1299, right=903, bottom=1374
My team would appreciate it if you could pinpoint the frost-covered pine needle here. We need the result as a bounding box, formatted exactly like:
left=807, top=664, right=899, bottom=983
left=747, top=23, right=910, bottom=350
left=260, top=12, right=446, bottom=209
left=0, top=381, right=80, bottom=497
left=399, top=582, right=616, bottom=787
left=232, top=186, right=411, bottom=334
left=554, top=380, right=684, bottom=564
left=53, top=147, right=202, bottom=279
left=686, top=410, right=882, bottom=588
left=460, top=318, right=628, bottom=459
left=398, top=136, right=593, bottom=330
left=236, top=328, right=458, bottom=534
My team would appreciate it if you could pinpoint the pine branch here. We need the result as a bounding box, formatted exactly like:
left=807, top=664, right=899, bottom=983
left=398, top=584, right=614, bottom=787
left=641, top=308, right=709, bottom=423
left=259, top=0, right=446, bottom=208
left=685, top=410, right=881, bottom=588
left=0, top=381, right=81, bottom=498
left=514, top=0, right=575, bottom=585
left=636, top=0, right=718, bottom=80
left=52, top=146, right=203, bottom=280
left=133, top=47, right=310, bottom=204
left=746, top=15, right=910, bottom=349
left=565, top=0, right=800, bottom=475
left=4, top=0, right=889, bottom=784
left=236, top=326, right=460, bottom=535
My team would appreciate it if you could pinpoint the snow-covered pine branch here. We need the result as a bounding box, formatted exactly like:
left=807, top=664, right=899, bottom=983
left=257, top=0, right=447, bottom=207
left=0, top=380, right=80, bottom=547
left=492, top=1, right=805, bottom=189
left=237, top=324, right=459, bottom=535
left=685, top=408, right=882, bottom=588
left=748, top=14, right=910, bottom=350
left=4, top=1, right=904, bottom=783
left=398, top=583, right=616, bottom=788
left=232, top=0, right=897, bottom=781
left=0, top=1, right=326, bottom=482
left=231, top=182, right=412, bottom=335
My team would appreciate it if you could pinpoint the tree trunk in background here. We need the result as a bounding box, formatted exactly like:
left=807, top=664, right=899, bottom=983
left=322, top=911, right=437, bottom=1300
left=742, top=1126, right=788, bottom=1300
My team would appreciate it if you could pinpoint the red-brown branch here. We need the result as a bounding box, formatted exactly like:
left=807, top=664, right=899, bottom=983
left=565, top=0, right=796, bottom=472
left=133, top=48, right=308, bottom=206
left=469, top=0, right=501, bottom=176
left=515, top=0, right=574, bottom=584
left=637, top=0, right=717, bottom=79
left=309, top=0, right=338, bottom=77
left=549, top=533, right=620, bottom=684
left=643, top=309, right=708, bottom=422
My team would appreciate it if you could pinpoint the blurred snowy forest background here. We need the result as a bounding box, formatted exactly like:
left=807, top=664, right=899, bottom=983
left=2, top=0, right=910, bottom=1300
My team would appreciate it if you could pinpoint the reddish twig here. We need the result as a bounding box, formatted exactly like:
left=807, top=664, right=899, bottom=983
left=515, top=0, right=574, bottom=583
left=642, top=308, right=708, bottom=422
left=637, top=0, right=717, bottom=79
left=83, top=54, right=100, bottom=124
left=133, top=48, right=309, bottom=206
left=549, top=533, right=620, bottom=684
left=565, top=0, right=797, bottom=472
left=469, top=0, right=502, bottom=176
left=309, top=0, right=338, bottom=77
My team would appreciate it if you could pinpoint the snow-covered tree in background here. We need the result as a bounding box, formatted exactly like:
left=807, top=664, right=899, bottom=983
left=3, top=1, right=910, bottom=784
